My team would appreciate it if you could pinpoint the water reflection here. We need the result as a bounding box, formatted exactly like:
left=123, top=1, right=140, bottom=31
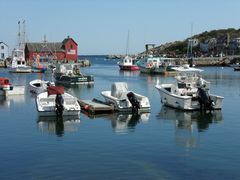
left=0, top=96, right=9, bottom=108
left=0, top=95, right=25, bottom=108
left=86, top=112, right=150, bottom=133
left=157, top=106, right=223, bottom=148
left=37, top=116, right=80, bottom=136
left=118, top=70, right=140, bottom=77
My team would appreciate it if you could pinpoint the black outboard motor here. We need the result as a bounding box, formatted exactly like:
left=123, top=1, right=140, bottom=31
left=55, top=94, right=64, bottom=116
left=127, top=92, right=140, bottom=113
left=197, top=87, right=213, bottom=111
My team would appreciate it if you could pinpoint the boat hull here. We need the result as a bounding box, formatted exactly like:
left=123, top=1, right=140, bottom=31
left=36, top=92, right=81, bottom=117
left=156, top=85, right=224, bottom=110
left=37, top=109, right=80, bottom=117
left=54, top=74, right=94, bottom=85
left=119, top=65, right=139, bottom=71
left=9, top=67, right=32, bottom=73
left=29, top=79, right=54, bottom=94
left=101, top=91, right=150, bottom=112
left=139, top=65, right=176, bottom=75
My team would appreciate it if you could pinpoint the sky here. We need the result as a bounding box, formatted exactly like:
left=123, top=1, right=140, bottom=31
left=1, top=0, right=239, bottom=55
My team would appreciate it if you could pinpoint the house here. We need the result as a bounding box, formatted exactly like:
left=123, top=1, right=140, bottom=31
left=200, top=38, right=217, bottom=52
left=25, top=36, right=78, bottom=63
left=229, top=37, right=240, bottom=50
left=0, top=42, right=9, bottom=60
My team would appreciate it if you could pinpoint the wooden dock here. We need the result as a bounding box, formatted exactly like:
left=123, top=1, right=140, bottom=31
left=78, top=98, right=115, bottom=114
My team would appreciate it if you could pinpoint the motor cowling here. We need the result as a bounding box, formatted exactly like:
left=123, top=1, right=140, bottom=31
left=127, top=92, right=140, bottom=113
left=197, top=87, right=213, bottom=111
left=55, top=94, right=64, bottom=116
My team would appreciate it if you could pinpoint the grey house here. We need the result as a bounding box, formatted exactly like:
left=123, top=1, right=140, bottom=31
left=0, top=42, right=9, bottom=60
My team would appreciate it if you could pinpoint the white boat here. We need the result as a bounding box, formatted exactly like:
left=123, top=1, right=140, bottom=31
left=155, top=65, right=224, bottom=111
left=53, top=63, right=94, bottom=85
left=29, top=79, right=55, bottom=94
left=118, top=56, right=139, bottom=71
left=9, top=49, right=32, bottom=73
left=137, top=55, right=176, bottom=74
left=36, top=86, right=81, bottom=116
left=118, top=31, right=139, bottom=71
left=101, top=82, right=150, bottom=112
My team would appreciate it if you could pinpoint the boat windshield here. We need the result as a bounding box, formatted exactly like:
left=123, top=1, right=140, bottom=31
left=13, top=50, right=24, bottom=57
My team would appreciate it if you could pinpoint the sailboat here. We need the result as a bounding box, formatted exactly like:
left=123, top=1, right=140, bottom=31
left=118, top=31, right=139, bottom=71
left=9, top=20, right=31, bottom=73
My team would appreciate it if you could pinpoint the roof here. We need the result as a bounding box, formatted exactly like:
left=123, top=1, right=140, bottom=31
left=25, top=42, right=65, bottom=53
left=62, top=37, right=78, bottom=46
left=0, top=42, right=9, bottom=47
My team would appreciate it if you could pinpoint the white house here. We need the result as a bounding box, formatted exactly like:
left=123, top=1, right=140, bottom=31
left=0, top=42, right=9, bottom=60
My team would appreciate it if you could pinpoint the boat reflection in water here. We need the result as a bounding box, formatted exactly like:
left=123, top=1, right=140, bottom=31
left=157, top=106, right=223, bottom=148
left=37, top=116, right=80, bottom=136
left=0, top=94, right=25, bottom=108
left=86, top=112, right=150, bottom=134
left=118, top=69, right=140, bottom=77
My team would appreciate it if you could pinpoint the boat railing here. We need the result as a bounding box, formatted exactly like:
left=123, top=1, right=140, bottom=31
left=39, top=98, right=55, bottom=106
left=64, top=98, right=77, bottom=105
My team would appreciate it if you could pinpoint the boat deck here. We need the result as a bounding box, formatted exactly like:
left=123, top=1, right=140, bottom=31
left=78, top=98, right=114, bottom=114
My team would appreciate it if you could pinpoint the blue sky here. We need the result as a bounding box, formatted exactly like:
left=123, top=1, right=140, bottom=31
left=1, top=0, right=239, bottom=55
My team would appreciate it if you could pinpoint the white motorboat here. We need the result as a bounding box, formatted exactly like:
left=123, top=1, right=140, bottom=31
left=29, top=79, right=55, bottom=94
left=155, top=65, right=224, bottom=111
left=9, top=49, right=32, bottom=73
left=101, top=82, right=150, bottom=112
left=36, top=86, right=81, bottom=116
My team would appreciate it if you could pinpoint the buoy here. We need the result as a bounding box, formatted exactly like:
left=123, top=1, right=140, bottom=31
left=84, top=105, right=89, bottom=110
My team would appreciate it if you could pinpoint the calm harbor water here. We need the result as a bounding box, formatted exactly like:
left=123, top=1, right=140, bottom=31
left=0, top=56, right=240, bottom=180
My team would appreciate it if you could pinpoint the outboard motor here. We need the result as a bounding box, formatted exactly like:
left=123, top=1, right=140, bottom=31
left=127, top=92, right=140, bottom=113
left=55, top=94, right=64, bottom=116
left=197, top=87, right=213, bottom=111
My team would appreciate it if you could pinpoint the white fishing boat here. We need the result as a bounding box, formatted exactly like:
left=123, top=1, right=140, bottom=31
left=118, top=31, right=139, bottom=71
left=53, top=63, right=94, bottom=85
left=36, top=86, right=81, bottom=117
left=155, top=65, right=224, bottom=111
left=29, top=79, right=55, bottom=94
left=137, top=55, right=176, bottom=74
left=101, top=82, right=150, bottom=112
left=9, top=49, right=32, bottom=73
left=9, top=21, right=32, bottom=73
left=118, top=56, right=139, bottom=71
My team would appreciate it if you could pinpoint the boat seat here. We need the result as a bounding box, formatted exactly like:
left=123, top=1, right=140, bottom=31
left=111, top=82, right=128, bottom=99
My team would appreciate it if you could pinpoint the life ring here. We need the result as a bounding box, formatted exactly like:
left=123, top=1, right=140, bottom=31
left=148, top=62, right=154, bottom=68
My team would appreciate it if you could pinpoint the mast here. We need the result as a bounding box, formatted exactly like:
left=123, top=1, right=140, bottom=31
left=187, top=23, right=193, bottom=58
left=17, top=21, right=21, bottom=49
left=125, top=30, right=130, bottom=56
left=22, top=20, right=26, bottom=49
left=187, top=23, right=194, bottom=67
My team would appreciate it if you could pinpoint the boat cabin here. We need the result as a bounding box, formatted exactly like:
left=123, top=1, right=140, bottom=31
left=0, top=77, right=12, bottom=90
